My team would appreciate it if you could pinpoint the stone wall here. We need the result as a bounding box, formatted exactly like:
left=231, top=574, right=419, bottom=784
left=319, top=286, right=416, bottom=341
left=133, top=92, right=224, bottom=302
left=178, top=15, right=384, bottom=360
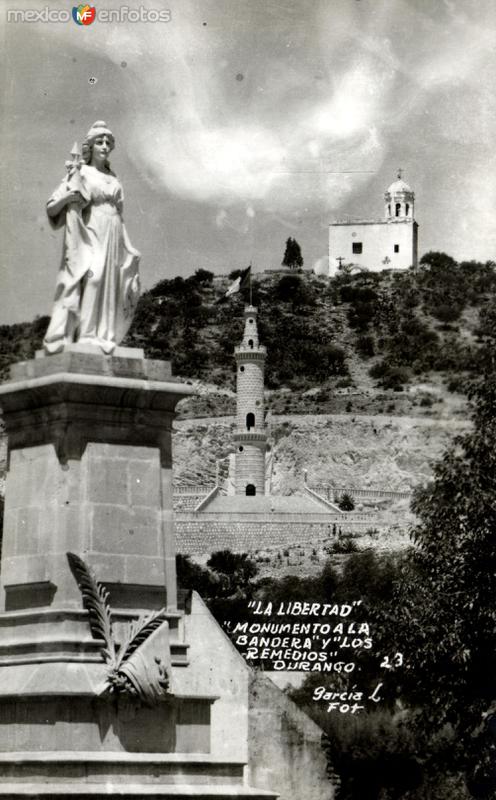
left=249, top=672, right=332, bottom=800
left=173, top=486, right=210, bottom=511
left=182, top=593, right=332, bottom=800
left=311, top=484, right=412, bottom=503
left=175, top=511, right=384, bottom=554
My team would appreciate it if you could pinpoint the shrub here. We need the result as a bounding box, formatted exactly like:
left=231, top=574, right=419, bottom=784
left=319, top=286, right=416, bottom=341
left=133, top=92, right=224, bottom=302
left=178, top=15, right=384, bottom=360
left=369, top=360, right=390, bottom=380
left=447, top=375, right=465, bottom=393
left=357, top=334, right=375, bottom=357
left=336, top=377, right=353, bottom=388
left=370, top=362, right=410, bottom=390
left=331, top=535, right=358, bottom=553
left=192, top=268, right=214, bottom=285
left=337, top=492, right=355, bottom=511
left=431, top=303, right=463, bottom=324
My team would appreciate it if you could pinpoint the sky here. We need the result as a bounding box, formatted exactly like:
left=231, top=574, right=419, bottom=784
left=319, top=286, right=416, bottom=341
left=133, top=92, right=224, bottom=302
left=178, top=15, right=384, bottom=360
left=1, top=0, right=496, bottom=324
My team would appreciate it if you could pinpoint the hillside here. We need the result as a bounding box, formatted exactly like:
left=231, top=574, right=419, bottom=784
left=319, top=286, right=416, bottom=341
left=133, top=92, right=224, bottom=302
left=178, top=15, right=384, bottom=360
left=0, top=254, right=492, bottom=563
left=1, top=254, right=495, bottom=414
left=173, top=412, right=469, bottom=494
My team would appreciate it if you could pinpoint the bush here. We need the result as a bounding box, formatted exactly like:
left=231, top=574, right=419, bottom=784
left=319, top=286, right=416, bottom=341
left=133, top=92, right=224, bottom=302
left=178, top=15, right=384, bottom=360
left=357, top=335, right=375, bottom=357
left=274, top=274, right=303, bottom=303
left=369, top=361, right=410, bottom=390
left=192, top=268, right=214, bottom=285
left=419, top=251, right=457, bottom=271
left=340, top=285, right=378, bottom=304
left=331, top=535, right=358, bottom=553
left=431, top=303, right=463, bottom=324
left=0, top=495, right=3, bottom=561
left=447, top=375, right=465, bottom=393
left=338, top=492, right=355, bottom=511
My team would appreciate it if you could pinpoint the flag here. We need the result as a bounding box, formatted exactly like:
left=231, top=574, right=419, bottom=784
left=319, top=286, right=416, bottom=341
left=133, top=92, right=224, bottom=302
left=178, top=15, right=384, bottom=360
left=216, top=265, right=251, bottom=304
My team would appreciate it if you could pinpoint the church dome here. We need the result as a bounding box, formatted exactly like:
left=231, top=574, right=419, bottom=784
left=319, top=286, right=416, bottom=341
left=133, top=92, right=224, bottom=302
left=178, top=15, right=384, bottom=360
left=387, top=177, right=412, bottom=194
left=384, top=170, right=415, bottom=220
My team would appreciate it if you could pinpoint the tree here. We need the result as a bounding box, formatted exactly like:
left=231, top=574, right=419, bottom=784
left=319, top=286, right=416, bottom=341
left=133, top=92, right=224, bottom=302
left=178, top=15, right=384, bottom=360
left=274, top=274, right=303, bottom=303
left=432, top=302, right=463, bottom=325
left=388, top=330, right=496, bottom=795
left=207, top=550, right=258, bottom=598
left=419, top=251, right=457, bottom=271
left=0, top=495, right=3, bottom=566
left=192, top=268, right=214, bottom=285
left=282, top=237, right=304, bottom=271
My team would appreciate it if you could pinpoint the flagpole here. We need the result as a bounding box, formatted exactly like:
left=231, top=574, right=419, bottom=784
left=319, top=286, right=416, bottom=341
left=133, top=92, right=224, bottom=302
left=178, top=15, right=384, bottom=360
left=249, top=263, right=252, bottom=306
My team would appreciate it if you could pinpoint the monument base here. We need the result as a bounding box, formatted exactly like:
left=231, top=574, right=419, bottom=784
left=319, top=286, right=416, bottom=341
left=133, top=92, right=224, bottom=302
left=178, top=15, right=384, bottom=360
left=0, top=352, right=330, bottom=800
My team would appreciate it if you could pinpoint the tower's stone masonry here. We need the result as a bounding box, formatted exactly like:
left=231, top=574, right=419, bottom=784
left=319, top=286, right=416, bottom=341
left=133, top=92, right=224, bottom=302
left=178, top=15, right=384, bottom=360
left=234, top=306, right=267, bottom=496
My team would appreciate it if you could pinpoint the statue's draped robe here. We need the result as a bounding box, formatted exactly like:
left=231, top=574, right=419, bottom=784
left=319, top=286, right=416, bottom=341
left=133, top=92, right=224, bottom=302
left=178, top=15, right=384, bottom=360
left=43, top=164, right=140, bottom=354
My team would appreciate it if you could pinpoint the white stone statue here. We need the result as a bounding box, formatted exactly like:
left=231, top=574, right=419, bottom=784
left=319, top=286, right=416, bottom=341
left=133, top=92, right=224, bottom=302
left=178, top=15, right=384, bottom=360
left=43, top=121, right=140, bottom=355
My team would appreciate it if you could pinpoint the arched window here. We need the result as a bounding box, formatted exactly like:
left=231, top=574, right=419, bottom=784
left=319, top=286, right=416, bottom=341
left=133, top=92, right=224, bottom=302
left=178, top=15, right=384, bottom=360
left=395, top=203, right=401, bottom=217
left=248, top=339, right=254, bottom=349
left=405, top=203, right=410, bottom=216
left=246, top=412, right=255, bottom=431
left=388, top=204, right=391, bottom=216
left=246, top=484, right=256, bottom=496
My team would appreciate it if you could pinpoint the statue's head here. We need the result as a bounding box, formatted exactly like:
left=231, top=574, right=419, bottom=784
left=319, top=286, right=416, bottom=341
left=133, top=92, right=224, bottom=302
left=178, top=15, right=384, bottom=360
left=82, top=120, right=115, bottom=166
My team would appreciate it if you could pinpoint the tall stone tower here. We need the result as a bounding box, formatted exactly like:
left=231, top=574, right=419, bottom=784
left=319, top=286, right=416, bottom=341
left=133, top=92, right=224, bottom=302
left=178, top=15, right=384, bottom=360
left=234, top=305, right=267, bottom=496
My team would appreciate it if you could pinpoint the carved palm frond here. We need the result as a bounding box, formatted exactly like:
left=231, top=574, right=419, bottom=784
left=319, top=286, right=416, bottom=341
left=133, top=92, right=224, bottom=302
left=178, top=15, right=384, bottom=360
left=66, top=552, right=116, bottom=664
left=115, top=608, right=167, bottom=669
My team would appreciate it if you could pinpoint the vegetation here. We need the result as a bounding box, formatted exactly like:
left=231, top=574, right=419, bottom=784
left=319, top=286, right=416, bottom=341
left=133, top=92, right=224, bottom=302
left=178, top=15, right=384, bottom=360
left=0, top=316, right=49, bottom=381
left=177, top=343, right=496, bottom=800
left=0, top=251, right=493, bottom=796
left=281, top=237, right=304, bottom=271
left=382, top=315, right=496, bottom=798
left=0, top=254, right=495, bottom=398
left=124, top=270, right=348, bottom=389
left=337, top=492, right=355, bottom=511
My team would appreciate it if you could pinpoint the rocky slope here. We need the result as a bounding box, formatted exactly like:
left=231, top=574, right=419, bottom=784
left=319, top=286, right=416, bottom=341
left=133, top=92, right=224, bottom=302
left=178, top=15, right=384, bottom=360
left=172, top=412, right=469, bottom=494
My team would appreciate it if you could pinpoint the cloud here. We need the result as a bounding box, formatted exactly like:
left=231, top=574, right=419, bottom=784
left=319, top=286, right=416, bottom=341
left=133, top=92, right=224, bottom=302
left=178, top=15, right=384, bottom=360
left=215, top=209, right=227, bottom=228
left=49, top=0, right=496, bottom=223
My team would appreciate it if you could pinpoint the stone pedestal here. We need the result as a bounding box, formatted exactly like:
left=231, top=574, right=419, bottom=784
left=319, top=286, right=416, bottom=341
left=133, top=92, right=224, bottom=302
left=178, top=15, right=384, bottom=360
left=0, top=348, right=277, bottom=799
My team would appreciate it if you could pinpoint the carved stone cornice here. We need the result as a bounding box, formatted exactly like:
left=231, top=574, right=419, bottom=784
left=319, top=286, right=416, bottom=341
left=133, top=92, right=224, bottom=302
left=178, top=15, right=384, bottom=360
left=0, top=371, right=194, bottom=466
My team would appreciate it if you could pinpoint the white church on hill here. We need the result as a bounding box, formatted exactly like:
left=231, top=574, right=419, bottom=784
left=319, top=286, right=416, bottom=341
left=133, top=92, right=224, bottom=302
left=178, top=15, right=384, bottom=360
left=328, top=171, right=418, bottom=276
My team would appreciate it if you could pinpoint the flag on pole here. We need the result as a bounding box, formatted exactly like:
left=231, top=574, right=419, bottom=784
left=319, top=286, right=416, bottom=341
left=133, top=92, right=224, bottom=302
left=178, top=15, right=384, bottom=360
left=216, top=265, right=251, bottom=304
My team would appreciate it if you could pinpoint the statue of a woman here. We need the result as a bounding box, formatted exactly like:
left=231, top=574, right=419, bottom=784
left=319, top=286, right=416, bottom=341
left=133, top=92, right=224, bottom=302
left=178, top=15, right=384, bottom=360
left=43, top=121, right=140, bottom=355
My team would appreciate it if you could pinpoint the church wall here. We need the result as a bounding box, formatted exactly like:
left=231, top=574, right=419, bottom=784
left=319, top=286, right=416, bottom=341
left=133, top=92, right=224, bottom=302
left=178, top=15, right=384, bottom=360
left=329, top=220, right=417, bottom=275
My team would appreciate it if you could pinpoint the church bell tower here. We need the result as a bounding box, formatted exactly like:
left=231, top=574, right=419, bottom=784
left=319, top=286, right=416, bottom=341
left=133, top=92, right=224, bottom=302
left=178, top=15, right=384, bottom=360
left=234, top=306, right=267, bottom=496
